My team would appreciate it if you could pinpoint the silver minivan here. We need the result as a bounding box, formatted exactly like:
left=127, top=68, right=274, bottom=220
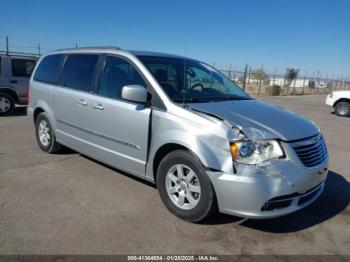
left=28, top=47, right=328, bottom=222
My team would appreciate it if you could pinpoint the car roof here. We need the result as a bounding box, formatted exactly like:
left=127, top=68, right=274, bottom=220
left=0, top=51, right=38, bottom=60
left=128, top=50, right=186, bottom=59
left=50, top=46, right=187, bottom=59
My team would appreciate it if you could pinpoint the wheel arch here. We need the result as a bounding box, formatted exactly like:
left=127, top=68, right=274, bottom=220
left=31, top=100, right=57, bottom=130
left=33, top=107, right=45, bottom=123
left=334, top=98, right=350, bottom=107
left=0, top=88, right=19, bottom=103
left=151, top=141, right=222, bottom=183
left=153, top=143, right=193, bottom=182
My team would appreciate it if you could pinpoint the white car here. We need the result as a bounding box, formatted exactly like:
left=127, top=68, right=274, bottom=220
left=326, top=90, right=350, bottom=117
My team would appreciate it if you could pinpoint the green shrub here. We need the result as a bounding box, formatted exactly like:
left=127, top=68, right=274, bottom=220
left=265, top=85, right=282, bottom=96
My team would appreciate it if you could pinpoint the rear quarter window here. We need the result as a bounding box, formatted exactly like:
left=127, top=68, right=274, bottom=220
left=12, top=59, right=36, bottom=77
left=34, top=54, right=63, bottom=84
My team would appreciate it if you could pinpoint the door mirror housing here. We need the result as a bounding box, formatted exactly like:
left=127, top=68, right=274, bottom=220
left=121, top=85, right=149, bottom=104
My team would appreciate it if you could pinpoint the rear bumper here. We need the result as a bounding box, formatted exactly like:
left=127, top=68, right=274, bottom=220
left=17, top=96, right=28, bottom=105
left=27, top=106, right=34, bottom=122
left=207, top=159, right=328, bottom=219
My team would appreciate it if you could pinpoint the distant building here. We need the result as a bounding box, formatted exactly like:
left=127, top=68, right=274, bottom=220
left=269, top=78, right=331, bottom=88
left=310, top=80, right=332, bottom=88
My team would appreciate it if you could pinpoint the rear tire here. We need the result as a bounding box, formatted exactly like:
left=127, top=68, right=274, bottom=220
left=335, top=101, right=350, bottom=117
left=35, top=112, right=62, bottom=153
left=0, top=93, right=15, bottom=116
left=156, top=150, right=217, bottom=222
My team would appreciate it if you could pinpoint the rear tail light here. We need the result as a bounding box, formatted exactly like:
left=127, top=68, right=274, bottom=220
left=24, top=83, right=30, bottom=104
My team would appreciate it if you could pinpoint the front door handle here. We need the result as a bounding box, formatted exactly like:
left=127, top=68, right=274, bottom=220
left=78, top=99, right=88, bottom=106
left=93, top=104, right=104, bottom=110
left=10, top=80, right=18, bottom=84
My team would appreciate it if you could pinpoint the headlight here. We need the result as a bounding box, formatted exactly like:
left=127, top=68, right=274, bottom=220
left=329, top=92, right=333, bottom=98
left=230, top=139, right=284, bottom=165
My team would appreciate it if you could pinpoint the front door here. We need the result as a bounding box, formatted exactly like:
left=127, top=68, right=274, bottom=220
left=87, top=55, right=151, bottom=176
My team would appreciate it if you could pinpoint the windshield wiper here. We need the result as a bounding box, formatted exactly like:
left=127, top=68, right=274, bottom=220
left=208, top=95, right=251, bottom=101
left=172, top=97, right=211, bottom=103
left=172, top=95, right=251, bottom=103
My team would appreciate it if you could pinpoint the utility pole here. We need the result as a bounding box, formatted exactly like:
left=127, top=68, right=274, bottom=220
left=302, top=70, right=307, bottom=95
left=6, top=36, right=9, bottom=55
left=76, top=43, right=78, bottom=48
left=243, top=64, right=248, bottom=91
left=229, top=64, right=232, bottom=80
left=38, top=44, right=41, bottom=56
left=258, top=64, right=264, bottom=95
left=272, top=66, right=278, bottom=96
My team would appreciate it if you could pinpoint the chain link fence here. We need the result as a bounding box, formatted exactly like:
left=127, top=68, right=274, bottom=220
left=2, top=37, right=349, bottom=96
left=219, top=68, right=350, bottom=96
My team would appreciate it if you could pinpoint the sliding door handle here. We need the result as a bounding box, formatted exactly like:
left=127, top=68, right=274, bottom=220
left=93, top=104, right=104, bottom=110
left=78, top=99, right=88, bottom=106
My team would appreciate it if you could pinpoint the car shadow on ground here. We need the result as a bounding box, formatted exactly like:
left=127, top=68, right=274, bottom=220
left=238, top=170, right=349, bottom=233
left=81, top=154, right=157, bottom=188
left=0, top=106, right=27, bottom=117
left=73, top=153, right=350, bottom=231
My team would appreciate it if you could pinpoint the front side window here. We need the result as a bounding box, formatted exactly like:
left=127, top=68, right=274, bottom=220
left=138, top=56, right=250, bottom=103
left=34, top=54, right=63, bottom=84
left=12, top=59, right=36, bottom=77
left=146, top=63, right=179, bottom=96
left=98, top=56, right=146, bottom=99
left=61, top=54, right=98, bottom=92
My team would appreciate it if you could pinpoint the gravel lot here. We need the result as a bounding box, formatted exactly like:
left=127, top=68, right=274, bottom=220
left=0, top=94, right=349, bottom=255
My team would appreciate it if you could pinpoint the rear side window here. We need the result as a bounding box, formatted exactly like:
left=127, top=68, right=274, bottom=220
left=12, top=59, right=36, bottom=77
left=61, top=54, right=98, bottom=92
left=34, top=54, right=63, bottom=84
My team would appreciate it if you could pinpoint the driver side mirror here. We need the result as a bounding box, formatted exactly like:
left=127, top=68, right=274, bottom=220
left=121, top=85, right=149, bottom=104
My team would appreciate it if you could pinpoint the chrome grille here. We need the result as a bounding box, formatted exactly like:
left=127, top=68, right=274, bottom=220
left=292, top=134, right=327, bottom=168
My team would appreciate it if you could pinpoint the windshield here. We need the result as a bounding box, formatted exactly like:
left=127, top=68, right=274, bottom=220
left=137, top=56, right=251, bottom=103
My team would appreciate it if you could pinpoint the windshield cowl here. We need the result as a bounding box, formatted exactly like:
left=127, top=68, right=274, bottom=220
left=173, top=95, right=252, bottom=104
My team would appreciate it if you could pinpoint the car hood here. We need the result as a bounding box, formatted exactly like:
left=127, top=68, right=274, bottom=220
left=333, top=90, right=350, bottom=95
left=188, top=99, right=320, bottom=141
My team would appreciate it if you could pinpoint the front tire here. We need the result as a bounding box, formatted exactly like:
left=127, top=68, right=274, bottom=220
left=0, top=93, right=15, bottom=116
left=35, top=112, right=62, bottom=153
left=335, top=101, right=350, bottom=117
left=156, top=150, right=217, bottom=222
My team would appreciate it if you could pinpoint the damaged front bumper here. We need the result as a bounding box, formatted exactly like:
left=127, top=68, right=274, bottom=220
left=207, top=142, right=328, bottom=219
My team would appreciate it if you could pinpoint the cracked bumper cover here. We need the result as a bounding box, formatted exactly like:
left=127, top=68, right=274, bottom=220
left=207, top=158, right=328, bottom=219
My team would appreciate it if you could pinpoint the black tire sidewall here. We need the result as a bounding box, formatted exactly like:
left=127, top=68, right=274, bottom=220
left=156, top=150, right=216, bottom=222
left=336, top=102, right=350, bottom=117
left=35, top=113, right=56, bottom=152
left=0, top=93, right=15, bottom=115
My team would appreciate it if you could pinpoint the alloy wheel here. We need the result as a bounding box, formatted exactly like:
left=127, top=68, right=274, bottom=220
left=165, top=164, right=201, bottom=210
left=38, top=119, right=51, bottom=147
left=0, top=96, right=11, bottom=113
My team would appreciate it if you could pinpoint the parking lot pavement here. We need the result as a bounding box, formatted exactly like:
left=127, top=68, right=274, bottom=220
left=0, top=95, right=349, bottom=255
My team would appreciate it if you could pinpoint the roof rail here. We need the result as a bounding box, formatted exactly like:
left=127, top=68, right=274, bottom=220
left=56, top=46, right=122, bottom=52
left=0, top=50, right=39, bottom=58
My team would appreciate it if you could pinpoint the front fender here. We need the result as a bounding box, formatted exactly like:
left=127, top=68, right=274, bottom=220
left=146, top=110, right=235, bottom=181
